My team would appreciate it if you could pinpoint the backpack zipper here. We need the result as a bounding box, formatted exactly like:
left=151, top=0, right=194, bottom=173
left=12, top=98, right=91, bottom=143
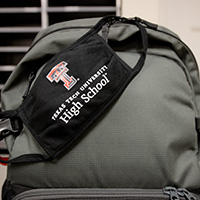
left=163, top=186, right=180, bottom=200
left=178, top=188, right=197, bottom=200
left=12, top=187, right=199, bottom=200
left=22, top=71, right=36, bottom=100
left=12, top=188, right=169, bottom=200
left=163, top=187, right=197, bottom=200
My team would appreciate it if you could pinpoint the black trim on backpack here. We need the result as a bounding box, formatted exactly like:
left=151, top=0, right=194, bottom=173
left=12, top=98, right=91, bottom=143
left=2, top=180, right=31, bottom=200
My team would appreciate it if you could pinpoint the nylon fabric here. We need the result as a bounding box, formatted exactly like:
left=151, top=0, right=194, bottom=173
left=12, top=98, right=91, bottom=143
left=7, top=53, right=200, bottom=189
left=1, top=16, right=200, bottom=198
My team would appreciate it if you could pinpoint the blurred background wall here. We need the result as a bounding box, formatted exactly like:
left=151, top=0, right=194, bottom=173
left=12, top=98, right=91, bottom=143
left=122, top=0, right=200, bottom=67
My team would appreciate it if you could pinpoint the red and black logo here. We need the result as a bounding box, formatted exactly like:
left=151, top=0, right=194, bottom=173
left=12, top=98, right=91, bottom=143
left=46, top=61, right=78, bottom=90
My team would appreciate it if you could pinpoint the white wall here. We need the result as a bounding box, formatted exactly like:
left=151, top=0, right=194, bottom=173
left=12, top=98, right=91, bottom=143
left=0, top=163, right=7, bottom=199
left=121, top=0, right=161, bottom=23
left=121, top=0, right=200, bottom=67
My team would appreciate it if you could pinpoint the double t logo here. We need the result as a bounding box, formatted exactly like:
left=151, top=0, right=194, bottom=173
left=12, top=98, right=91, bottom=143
left=46, top=61, right=77, bottom=90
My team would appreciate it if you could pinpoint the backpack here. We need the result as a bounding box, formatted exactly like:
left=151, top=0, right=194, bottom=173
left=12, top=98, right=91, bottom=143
left=1, top=15, right=200, bottom=200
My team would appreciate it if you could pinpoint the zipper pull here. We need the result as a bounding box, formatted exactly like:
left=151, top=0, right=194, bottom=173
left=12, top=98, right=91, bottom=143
left=177, top=188, right=196, bottom=200
left=102, top=24, right=109, bottom=43
left=102, top=17, right=118, bottom=43
left=22, top=72, right=36, bottom=100
left=163, top=186, right=180, bottom=200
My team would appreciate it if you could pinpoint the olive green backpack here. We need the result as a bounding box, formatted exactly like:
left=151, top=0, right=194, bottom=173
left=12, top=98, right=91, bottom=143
left=1, top=16, right=200, bottom=200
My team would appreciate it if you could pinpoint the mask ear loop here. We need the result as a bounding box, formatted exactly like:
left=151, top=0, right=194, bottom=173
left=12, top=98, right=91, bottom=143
left=101, top=16, right=148, bottom=70
left=100, top=16, right=148, bottom=57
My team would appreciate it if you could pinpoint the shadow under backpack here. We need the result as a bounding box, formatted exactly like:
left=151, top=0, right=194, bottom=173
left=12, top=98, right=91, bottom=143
left=1, top=16, right=200, bottom=200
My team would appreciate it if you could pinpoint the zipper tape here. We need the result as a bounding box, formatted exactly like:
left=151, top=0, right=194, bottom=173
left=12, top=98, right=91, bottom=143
left=13, top=188, right=200, bottom=200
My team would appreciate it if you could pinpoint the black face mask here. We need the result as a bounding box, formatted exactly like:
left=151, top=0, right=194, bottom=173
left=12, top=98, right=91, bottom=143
left=0, top=16, right=148, bottom=163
